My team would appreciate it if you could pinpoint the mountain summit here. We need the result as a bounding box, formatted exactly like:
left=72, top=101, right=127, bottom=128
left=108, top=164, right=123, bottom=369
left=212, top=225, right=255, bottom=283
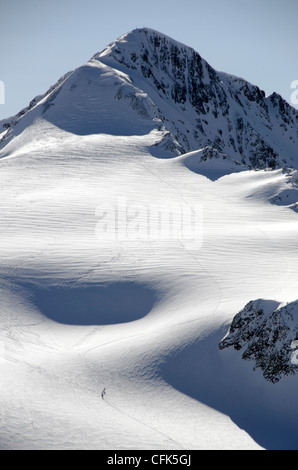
left=1, top=27, right=298, bottom=168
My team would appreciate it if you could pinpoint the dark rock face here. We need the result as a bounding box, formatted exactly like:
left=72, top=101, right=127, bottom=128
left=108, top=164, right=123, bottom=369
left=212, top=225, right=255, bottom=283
left=219, top=299, right=298, bottom=383
left=95, top=28, right=298, bottom=169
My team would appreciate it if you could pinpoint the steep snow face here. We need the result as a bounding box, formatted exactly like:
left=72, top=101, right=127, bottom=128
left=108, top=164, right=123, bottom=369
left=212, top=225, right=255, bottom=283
left=1, top=28, right=298, bottom=168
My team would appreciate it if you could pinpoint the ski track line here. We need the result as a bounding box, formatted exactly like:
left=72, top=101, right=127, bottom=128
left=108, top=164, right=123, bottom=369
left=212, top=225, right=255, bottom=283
left=82, top=300, right=229, bottom=451
left=83, top=332, right=187, bottom=449
left=103, top=395, right=185, bottom=450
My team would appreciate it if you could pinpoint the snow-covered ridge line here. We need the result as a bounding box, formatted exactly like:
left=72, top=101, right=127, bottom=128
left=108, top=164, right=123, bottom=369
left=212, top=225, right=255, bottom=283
left=0, top=70, right=73, bottom=140
left=1, top=27, right=297, bottom=171
left=94, top=28, right=298, bottom=169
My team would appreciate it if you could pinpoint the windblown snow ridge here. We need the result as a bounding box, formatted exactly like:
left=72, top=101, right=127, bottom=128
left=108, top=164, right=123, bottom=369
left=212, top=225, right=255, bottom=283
left=0, top=71, right=73, bottom=144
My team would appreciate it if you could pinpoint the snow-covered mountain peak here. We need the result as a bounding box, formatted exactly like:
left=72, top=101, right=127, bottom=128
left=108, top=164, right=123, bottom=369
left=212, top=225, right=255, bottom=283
left=92, top=27, right=214, bottom=101
left=1, top=28, right=298, bottom=170
left=94, top=27, right=195, bottom=62
left=91, top=27, right=298, bottom=169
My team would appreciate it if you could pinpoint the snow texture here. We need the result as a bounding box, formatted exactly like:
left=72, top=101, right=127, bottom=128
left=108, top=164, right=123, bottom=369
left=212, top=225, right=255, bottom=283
left=1, top=28, right=298, bottom=451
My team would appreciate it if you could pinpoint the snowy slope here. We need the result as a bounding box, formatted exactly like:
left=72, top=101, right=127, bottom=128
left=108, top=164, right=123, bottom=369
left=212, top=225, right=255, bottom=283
left=2, top=28, right=298, bottom=169
left=1, top=28, right=298, bottom=451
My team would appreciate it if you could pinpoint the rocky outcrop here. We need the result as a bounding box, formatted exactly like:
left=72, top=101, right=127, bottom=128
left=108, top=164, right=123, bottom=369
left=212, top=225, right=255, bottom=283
left=219, top=299, right=298, bottom=383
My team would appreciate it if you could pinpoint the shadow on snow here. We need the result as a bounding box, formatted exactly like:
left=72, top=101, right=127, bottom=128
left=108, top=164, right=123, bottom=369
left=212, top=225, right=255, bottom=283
left=18, top=280, right=157, bottom=326
left=160, top=326, right=298, bottom=450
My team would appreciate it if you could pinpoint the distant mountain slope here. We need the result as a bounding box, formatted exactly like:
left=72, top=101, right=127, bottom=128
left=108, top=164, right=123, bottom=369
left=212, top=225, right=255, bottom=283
left=1, top=28, right=297, bottom=169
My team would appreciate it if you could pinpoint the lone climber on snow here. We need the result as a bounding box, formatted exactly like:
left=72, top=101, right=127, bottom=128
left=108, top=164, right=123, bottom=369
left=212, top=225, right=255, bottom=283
left=101, top=388, right=106, bottom=400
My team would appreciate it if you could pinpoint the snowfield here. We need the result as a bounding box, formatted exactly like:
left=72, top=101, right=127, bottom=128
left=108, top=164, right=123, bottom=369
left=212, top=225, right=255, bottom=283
left=1, top=28, right=298, bottom=450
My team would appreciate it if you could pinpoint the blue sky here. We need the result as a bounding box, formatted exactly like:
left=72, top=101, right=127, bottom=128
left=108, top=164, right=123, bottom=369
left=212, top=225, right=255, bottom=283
left=0, top=0, right=297, bottom=119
